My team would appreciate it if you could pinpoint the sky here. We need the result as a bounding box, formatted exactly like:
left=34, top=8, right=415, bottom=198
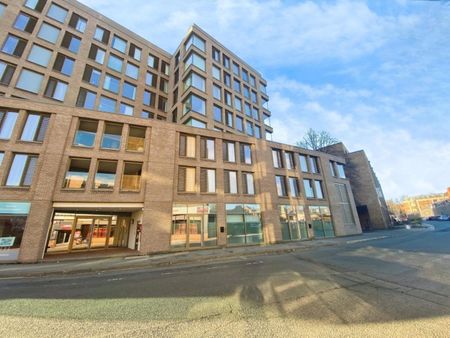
left=79, top=0, right=450, bottom=200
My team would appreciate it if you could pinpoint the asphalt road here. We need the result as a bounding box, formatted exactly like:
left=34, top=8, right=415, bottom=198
left=1, top=221, right=449, bottom=337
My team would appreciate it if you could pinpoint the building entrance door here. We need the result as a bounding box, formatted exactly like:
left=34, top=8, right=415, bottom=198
left=171, top=215, right=204, bottom=248
left=70, top=217, right=111, bottom=251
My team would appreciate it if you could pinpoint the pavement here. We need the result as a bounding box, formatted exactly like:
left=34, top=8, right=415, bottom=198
left=0, top=228, right=405, bottom=278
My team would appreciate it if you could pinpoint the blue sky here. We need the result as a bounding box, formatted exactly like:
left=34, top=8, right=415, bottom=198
left=80, top=0, right=450, bottom=200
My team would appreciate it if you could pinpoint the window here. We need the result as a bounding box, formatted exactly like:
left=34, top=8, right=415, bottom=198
left=184, top=118, right=206, bottom=129
left=63, top=158, right=90, bottom=189
left=53, top=53, right=75, bottom=76
left=2, top=35, right=27, bottom=57
left=232, top=62, right=240, bottom=76
left=129, top=43, right=141, bottom=61
left=44, top=77, right=67, bottom=101
left=0, top=152, right=3, bottom=166
left=224, top=170, right=238, bottom=194
left=20, top=113, right=50, bottom=142
left=178, top=167, right=196, bottom=192
left=272, top=149, right=283, bottom=168
left=143, top=90, right=155, bottom=107
left=251, top=91, right=258, bottom=104
left=224, top=91, right=232, bottom=106
left=145, top=72, right=157, bottom=87
left=315, top=180, right=324, bottom=199
left=253, top=107, right=260, bottom=120
left=285, top=152, right=294, bottom=170
left=200, top=168, right=216, bottom=193
left=276, top=176, right=287, bottom=196
left=335, top=183, right=355, bottom=225
left=246, top=121, right=253, bottom=136
left=119, top=102, right=133, bottom=116
left=88, top=44, right=106, bottom=64
left=250, top=74, right=256, bottom=88
left=184, top=52, right=205, bottom=71
left=121, top=162, right=142, bottom=190
left=263, top=113, right=271, bottom=126
left=47, top=2, right=67, bottom=22
left=330, top=161, right=336, bottom=177
left=183, top=94, right=206, bottom=115
left=76, top=88, right=96, bottom=109
left=260, top=82, right=267, bottom=94
left=101, top=123, right=122, bottom=150
left=224, top=72, right=231, bottom=87
left=243, top=85, right=250, bottom=99
left=73, top=119, right=97, bottom=147
left=69, top=13, right=87, bottom=33
left=309, top=156, right=319, bottom=173
left=125, top=63, right=139, bottom=79
left=242, top=172, right=255, bottom=195
left=213, top=105, right=222, bottom=122
left=235, top=116, right=243, bottom=132
left=242, top=69, right=249, bottom=83
left=162, top=61, right=170, bottom=76
left=141, top=111, right=154, bottom=119
left=160, top=78, right=168, bottom=93
left=98, top=96, right=116, bottom=113
left=240, top=144, right=252, bottom=164
left=185, top=33, right=205, bottom=52
left=37, top=22, right=60, bottom=44
left=27, top=44, right=52, bottom=67
left=212, top=65, right=221, bottom=80
left=122, top=82, right=136, bottom=100
left=0, top=61, right=15, bottom=85
left=183, top=72, right=205, bottom=92
left=288, top=177, right=299, bottom=197
left=61, top=32, right=81, bottom=54
left=127, top=126, right=145, bottom=152
left=94, top=26, right=110, bottom=44
left=147, top=54, right=159, bottom=69
left=233, top=79, right=241, bottom=93
left=223, top=141, right=236, bottom=162
left=235, top=97, right=242, bottom=112
left=0, top=111, right=19, bottom=140
left=103, top=74, right=120, bottom=94
left=200, top=137, right=215, bottom=160
left=309, top=206, right=334, bottom=238
left=303, top=179, right=314, bottom=198
left=279, top=205, right=308, bottom=241
left=108, top=54, right=123, bottom=72
left=179, top=134, right=196, bottom=158
left=244, top=103, right=252, bottom=117
left=226, top=204, right=263, bottom=244
left=254, top=126, right=261, bottom=139
left=226, top=111, right=233, bottom=128
left=223, top=54, right=230, bottom=68
left=336, top=163, right=346, bottom=178
left=25, top=0, right=46, bottom=12
left=212, top=47, right=220, bottom=62
left=14, top=12, right=38, bottom=33
left=213, top=84, right=221, bottom=100
left=262, top=97, right=269, bottom=109
left=6, top=153, right=38, bottom=187
left=82, top=65, right=101, bottom=86
left=94, top=160, right=117, bottom=190
left=112, top=35, right=127, bottom=53
left=158, top=96, right=167, bottom=112
left=16, top=69, right=44, bottom=94
left=299, top=155, right=308, bottom=172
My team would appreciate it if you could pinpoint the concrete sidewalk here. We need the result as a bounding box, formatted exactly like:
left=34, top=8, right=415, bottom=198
left=0, top=230, right=398, bottom=278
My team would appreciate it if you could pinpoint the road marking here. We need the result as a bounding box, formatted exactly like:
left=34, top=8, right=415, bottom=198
left=245, top=260, right=264, bottom=265
left=106, top=277, right=124, bottom=282
left=346, top=236, right=389, bottom=244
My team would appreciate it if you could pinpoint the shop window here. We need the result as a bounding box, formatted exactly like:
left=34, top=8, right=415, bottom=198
left=288, top=177, right=300, bottom=197
left=53, top=53, right=75, bottom=76
left=63, top=158, right=90, bottom=189
left=242, top=172, right=255, bottom=195
left=94, top=26, right=110, bottom=44
left=88, top=44, right=106, bottom=64
left=61, top=32, right=81, bottom=54
left=2, top=34, right=27, bottom=57
left=121, top=162, right=142, bottom=190
left=44, top=77, right=68, bottom=101
left=279, top=205, right=308, bottom=241
left=20, top=112, right=50, bottom=142
left=179, top=134, right=196, bottom=158
left=200, top=168, right=216, bottom=193
left=275, top=175, right=287, bottom=197
left=68, top=13, right=87, bottom=33
left=126, top=126, right=145, bottom=152
left=224, top=170, right=238, bottom=194
left=0, top=110, right=19, bottom=140
left=240, top=143, right=252, bottom=164
left=200, top=137, right=215, bottom=160
left=178, top=166, right=196, bottom=192
left=16, top=68, right=44, bottom=94
left=94, top=160, right=117, bottom=190
left=37, top=22, right=60, bottom=44
left=76, top=88, right=96, bottom=109
left=0, top=61, right=16, bottom=85
left=272, top=149, right=283, bottom=168
left=98, top=96, right=116, bottom=113
left=47, top=2, right=68, bottom=23
left=5, top=153, right=38, bottom=187
left=14, top=12, right=38, bottom=33
left=101, top=123, right=122, bottom=150
left=226, top=204, right=263, bottom=245
left=309, top=206, right=334, bottom=238
left=73, top=119, right=97, bottom=147
left=0, top=208, right=28, bottom=252
left=25, top=0, right=47, bottom=12
left=223, top=141, right=236, bottom=162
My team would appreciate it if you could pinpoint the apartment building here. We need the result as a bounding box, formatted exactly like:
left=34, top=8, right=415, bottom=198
left=0, top=0, right=361, bottom=263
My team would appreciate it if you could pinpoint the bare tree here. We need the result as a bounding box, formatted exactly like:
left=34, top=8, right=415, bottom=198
left=296, top=128, right=339, bottom=150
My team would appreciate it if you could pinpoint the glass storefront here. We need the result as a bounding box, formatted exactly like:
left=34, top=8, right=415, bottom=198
left=309, top=206, right=335, bottom=238
left=0, top=202, right=30, bottom=261
left=47, top=212, right=131, bottom=253
left=279, top=205, right=308, bottom=241
left=171, top=204, right=217, bottom=249
left=226, top=204, right=263, bottom=245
